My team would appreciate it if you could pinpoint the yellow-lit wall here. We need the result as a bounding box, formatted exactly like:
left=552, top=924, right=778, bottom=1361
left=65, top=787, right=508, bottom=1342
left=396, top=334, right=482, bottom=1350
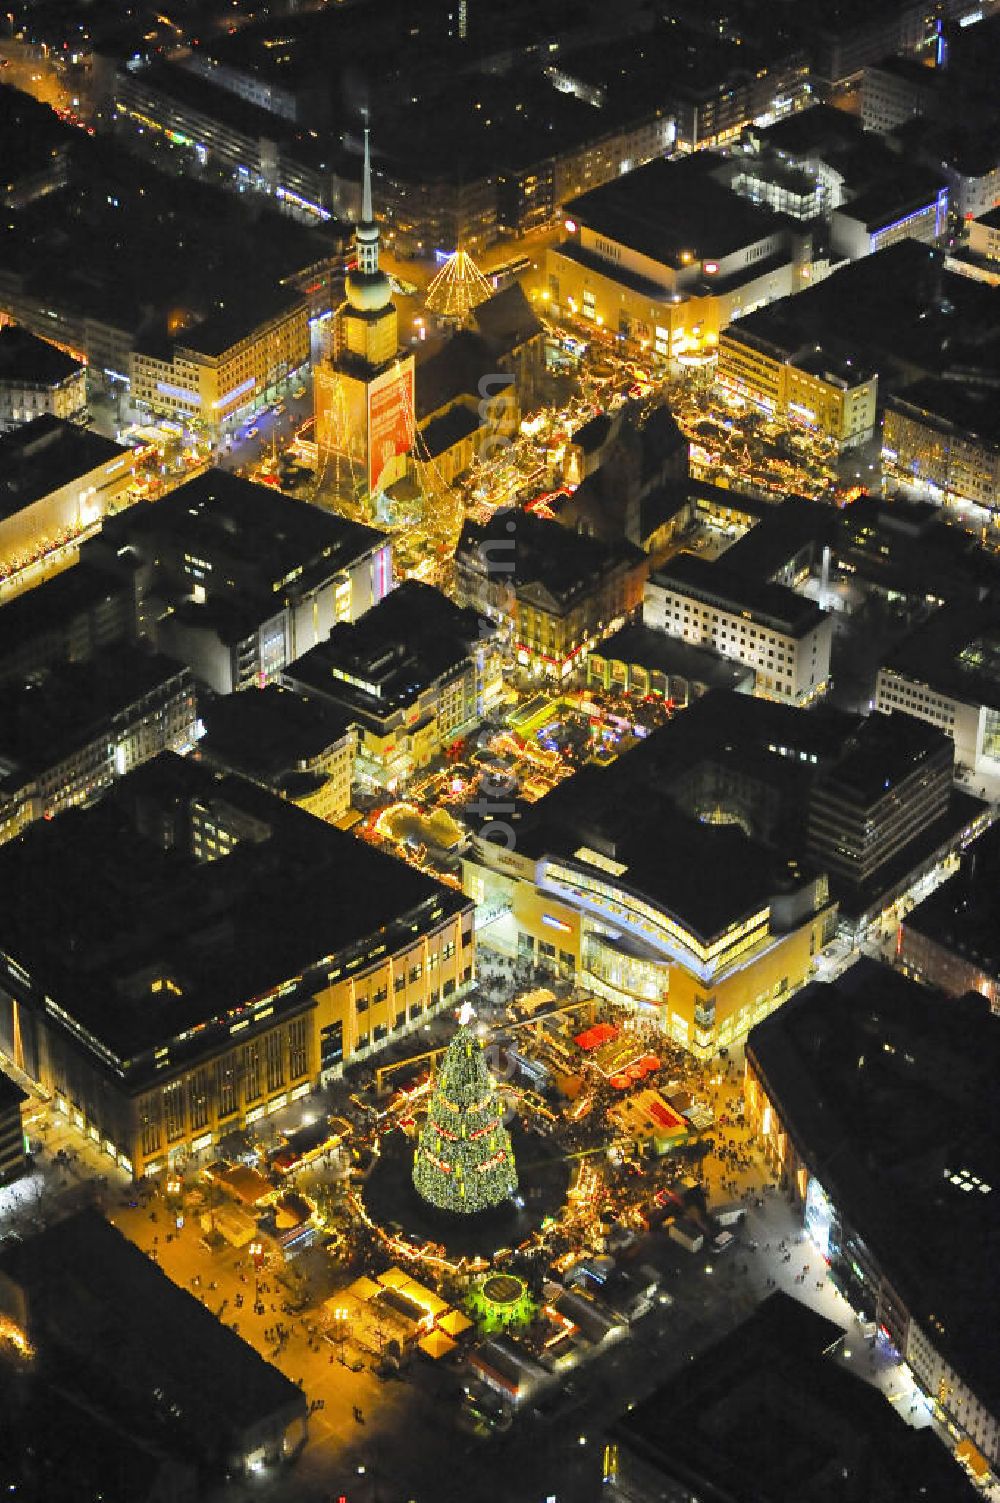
left=718, top=330, right=877, bottom=447
left=547, top=246, right=799, bottom=358
left=129, top=300, right=309, bottom=432
left=0, top=450, right=135, bottom=567
left=474, top=845, right=831, bottom=1060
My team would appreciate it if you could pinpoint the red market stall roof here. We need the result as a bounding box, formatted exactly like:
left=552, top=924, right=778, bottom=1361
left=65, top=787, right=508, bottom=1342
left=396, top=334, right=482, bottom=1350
left=575, top=1023, right=618, bottom=1052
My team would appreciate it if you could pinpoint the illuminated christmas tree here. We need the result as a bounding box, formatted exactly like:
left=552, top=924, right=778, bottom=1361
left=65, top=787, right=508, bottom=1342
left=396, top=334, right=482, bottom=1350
left=425, top=249, right=494, bottom=323
left=412, top=1016, right=518, bottom=1214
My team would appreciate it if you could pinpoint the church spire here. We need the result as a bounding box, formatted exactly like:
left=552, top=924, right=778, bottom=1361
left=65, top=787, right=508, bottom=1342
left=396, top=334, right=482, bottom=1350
left=345, top=125, right=391, bottom=310
left=362, top=126, right=373, bottom=226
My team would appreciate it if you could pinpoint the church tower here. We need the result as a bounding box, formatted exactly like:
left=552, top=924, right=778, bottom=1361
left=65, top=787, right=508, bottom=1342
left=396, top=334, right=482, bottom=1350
left=314, top=130, right=415, bottom=508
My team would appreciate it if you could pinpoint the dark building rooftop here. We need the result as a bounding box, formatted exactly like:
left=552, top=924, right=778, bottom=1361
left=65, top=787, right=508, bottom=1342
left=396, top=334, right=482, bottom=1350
left=197, top=685, right=353, bottom=785
left=457, top=509, right=644, bottom=612
left=0, top=324, right=84, bottom=388
left=0, top=415, right=130, bottom=517
left=815, top=709, right=951, bottom=804
left=732, top=241, right=1000, bottom=390
left=564, top=153, right=792, bottom=269
left=289, top=580, right=486, bottom=720
left=0, top=753, right=467, bottom=1071
left=902, top=822, right=1000, bottom=978
left=882, top=599, right=1000, bottom=710
left=0, top=1209, right=305, bottom=1470
left=0, top=645, right=192, bottom=788
left=178, top=284, right=305, bottom=359
left=652, top=552, right=827, bottom=637
left=613, top=1290, right=978, bottom=1502
left=888, top=376, right=1000, bottom=448
left=835, top=169, right=946, bottom=232
left=416, top=330, right=512, bottom=421
left=94, top=467, right=386, bottom=604
left=723, top=494, right=838, bottom=583
left=467, top=282, right=544, bottom=357
left=748, top=960, right=1000, bottom=1416
left=753, top=102, right=868, bottom=160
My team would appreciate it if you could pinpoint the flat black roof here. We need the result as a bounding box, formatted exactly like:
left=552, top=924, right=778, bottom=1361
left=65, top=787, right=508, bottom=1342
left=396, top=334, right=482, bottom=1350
left=754, top=103, right=867, bottom=159
left=836, top=169, right=945, bottom=232
left=565, top=154, right=790, bottom=271
left=652, top=553, right=826, bottom=637
left=731, top=242, right=1000, bottom=388
left=594, top=621, right=755, bottom=692
left=882, top=600, right=1000, bottom=711
left=198, top=684, right=354, bottom=782
left=177, top=284, right=305, bottom=359
left=0, top=415, right=130, bottom=516
left=723, top=495, right=838, bottom=582
left=888, top=376, right=1000, bottom=448
left=0, top=753, right=468, bottom=1067
left=98, top=467, right=386, bottom=589
left=0, top=324, right=84, bottom=387
left=814, top=709, right=951, bottom=805
left=614, top=1290, right=978, bottom=1502
left=903, top=822, right=1000, bottom=975
left=0, top=1209, right=305, bottom=1456
left=748, top=960, right=1000, bottom=1414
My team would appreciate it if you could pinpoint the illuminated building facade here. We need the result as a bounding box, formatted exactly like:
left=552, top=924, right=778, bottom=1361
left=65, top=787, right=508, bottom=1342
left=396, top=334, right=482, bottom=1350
left=0, top=755, right=474, bottom=1178
left=129, top=289, right=309, bottom=436
left=0, top=1073, right=27, bottom=1184
left=717, top=322, right=878, bottom=449
left=830, top=182, right=949, bottom=261
left=882, top=381, right=1000, bottom=511
left=643, top=556, right=833, bottom=707
left=455, top=510, right=647, bottom=680
left=463, top=694, right=841, bottom=1059
left=113, top=63, right=339, bottom=226
left=547, top=156, right=812, bottom=361
left=314, top=132, right=414, bottom=509
left=465, top=822, right=832, bottom=1060
left=0, top=325, right=87, bottom=434
left=875, top=601, right=1000, bottom=784
left=745, top=963, right=1000, bottom=1472
left=0, top=646, right=198, bottom=846
left=0, top=416, right=135, bottom=572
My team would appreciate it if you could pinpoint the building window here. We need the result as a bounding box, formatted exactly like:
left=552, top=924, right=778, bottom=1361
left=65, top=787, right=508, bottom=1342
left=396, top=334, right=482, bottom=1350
left=163, top=1081, right=185, bottom=1142
left=321, top=1019, right=343, bottom=1070
left=190, top=1067, right=211, bottom=1131
left=265, top=1030, right=284, bottom=1093
left=288, top=1016, right=308, bottom=1079
left=243, top=1040, right=262, bottom=1102
left=217, top=1055, right=238, bottom=1118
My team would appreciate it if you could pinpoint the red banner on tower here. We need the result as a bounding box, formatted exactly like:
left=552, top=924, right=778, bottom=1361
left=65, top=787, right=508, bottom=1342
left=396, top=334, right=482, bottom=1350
left=367, top=362, right=413, bottom=494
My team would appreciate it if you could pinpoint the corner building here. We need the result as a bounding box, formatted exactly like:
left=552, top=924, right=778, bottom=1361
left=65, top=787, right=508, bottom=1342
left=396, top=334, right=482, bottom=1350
left=0, top=754, right=473, bottom=1177
left=746, top=963, right=1000, bottom=1473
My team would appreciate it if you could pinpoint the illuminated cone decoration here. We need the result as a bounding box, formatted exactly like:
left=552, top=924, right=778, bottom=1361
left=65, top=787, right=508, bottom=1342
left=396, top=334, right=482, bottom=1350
left=413, top=1024, right=517, bottom=1213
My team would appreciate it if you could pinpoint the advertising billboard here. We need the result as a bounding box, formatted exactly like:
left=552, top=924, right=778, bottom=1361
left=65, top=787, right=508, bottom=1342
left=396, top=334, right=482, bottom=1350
left=367, top=360, right=414, bottom=494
